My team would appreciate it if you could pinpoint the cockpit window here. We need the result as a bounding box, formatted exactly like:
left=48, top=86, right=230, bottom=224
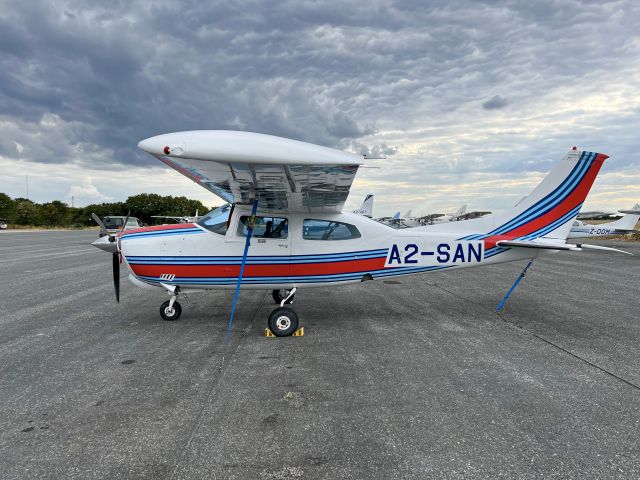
left=197, top=204, right=232, bottom=235
left=303, top=219, right=361, bottom=240
left=237, top=216, right=288, bottom=239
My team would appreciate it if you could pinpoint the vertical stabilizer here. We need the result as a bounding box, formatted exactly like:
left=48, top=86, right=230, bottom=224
left=353, top=194, right=374, bottom=217
left=609, top=203, right=640, bottom=230
left=462, top=149, right=608, bottom=248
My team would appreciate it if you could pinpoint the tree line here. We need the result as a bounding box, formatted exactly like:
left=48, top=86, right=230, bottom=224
left=0, top=192, right=210, bottom=228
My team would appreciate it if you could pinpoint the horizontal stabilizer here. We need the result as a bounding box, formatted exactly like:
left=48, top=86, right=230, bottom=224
left=575, top=243, right=633, bottom=255
left=497, top=239, right=633, bottom=255
left=496, top=240, right=577, bottom=251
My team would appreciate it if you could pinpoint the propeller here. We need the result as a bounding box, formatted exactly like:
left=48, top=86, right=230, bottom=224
left=112, top=251, right=120, bottom=302
left=91, top=212, right=129, bottom=302
left=120, top=211, right=131, bottom=233
left=91, top=212, right=108, bottom=238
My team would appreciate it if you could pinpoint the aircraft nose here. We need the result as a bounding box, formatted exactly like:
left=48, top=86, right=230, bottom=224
left=92, top=235, right=118, bottom=253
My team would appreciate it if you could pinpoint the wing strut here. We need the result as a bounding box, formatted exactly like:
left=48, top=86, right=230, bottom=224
left=496, top=259, right=534, bottom=313
left=225, top=199, right=259, bottom=342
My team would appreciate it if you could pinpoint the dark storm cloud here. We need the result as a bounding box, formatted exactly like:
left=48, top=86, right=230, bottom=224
left=482, top=95, right=508, bottom=110
left=0, top=0, right=639, bottom=195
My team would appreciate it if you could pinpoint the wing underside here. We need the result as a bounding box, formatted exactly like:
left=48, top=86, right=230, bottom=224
left=139, top=130, right=363, bottom=213
left=157, top=155, right=360, bottom=213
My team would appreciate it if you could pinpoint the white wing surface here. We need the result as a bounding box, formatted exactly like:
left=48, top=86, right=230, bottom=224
left=138, top=130, right=363, bottom=213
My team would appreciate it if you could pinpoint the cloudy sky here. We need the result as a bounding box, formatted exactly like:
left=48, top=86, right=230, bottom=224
left=1, top=0, right=639, bottom=216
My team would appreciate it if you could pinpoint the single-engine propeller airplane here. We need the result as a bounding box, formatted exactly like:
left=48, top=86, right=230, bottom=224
left=92, top=131, right=630, bottom=336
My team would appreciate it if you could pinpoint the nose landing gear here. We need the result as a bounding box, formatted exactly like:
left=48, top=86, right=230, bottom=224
left=160, top=298, right=182, bottom=321
left=159, top=286, right=182, bottom=321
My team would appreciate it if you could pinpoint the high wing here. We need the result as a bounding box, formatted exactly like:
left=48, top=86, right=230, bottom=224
left=138, top=130, right=363, bottom=213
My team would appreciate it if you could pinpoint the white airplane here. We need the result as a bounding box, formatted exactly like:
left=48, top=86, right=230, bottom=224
left=576, top=209, right=619, bottom=220
left=151, top=210, right=201, bottom=224
left=401, top=210, right=422, bottom=227
left=568, top=203, right=640, bottom=238
left=376, top=210, right=421, bottom=228
left=352, top=194, right=374, bottom=217
left=429, top=205, right=468, bottom=224
left=92, top=132, right=629, bottom=336
left=375, top=211, right=401, bottom=227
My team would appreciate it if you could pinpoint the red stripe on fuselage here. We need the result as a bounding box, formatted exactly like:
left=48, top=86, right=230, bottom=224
left=130, top=257, right=387, bottom=278
left=484, top=154, right=606, bottom=249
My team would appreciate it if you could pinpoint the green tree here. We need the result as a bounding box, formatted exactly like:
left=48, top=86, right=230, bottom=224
left=15, top=200, right=40, bottom=226
left=0, top=192, right=16, bottom=222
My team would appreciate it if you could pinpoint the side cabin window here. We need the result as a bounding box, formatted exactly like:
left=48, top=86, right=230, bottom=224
left=238, top=216, right=288, bottom=239
left=303, top=219, right=361, bottom=240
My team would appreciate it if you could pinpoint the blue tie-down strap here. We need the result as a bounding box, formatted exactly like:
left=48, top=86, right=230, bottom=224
left=225, top=200, right=259, bottom=341
left=496, top=259, right=534, bottom=313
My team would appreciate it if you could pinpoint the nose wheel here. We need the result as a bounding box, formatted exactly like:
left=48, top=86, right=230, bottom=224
left=160, top=298, right=182, bottom=321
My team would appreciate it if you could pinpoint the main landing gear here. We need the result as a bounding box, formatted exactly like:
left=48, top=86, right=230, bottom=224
left=268, top=288, right=299, bottom=337
left=156, top=286, right=301, bottom=337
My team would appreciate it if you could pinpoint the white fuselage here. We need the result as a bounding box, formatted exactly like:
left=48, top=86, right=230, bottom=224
left=119, top=207, right=548, bottom=293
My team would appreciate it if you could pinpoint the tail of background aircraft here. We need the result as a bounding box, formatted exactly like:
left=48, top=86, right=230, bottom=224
left=454, top=204, right=467, bottom=216
left=404, top=210, right=412, bottom=218
left=460, top=149, right=608, bottom=247
left=608, top=203, right=640, bottom=230
left=353, top=194, right=374, bottom=217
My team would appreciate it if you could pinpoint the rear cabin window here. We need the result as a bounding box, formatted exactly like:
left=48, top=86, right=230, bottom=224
left=238, top=216, right=288, bottom=239
left=303, top=219, right=361, bottom=240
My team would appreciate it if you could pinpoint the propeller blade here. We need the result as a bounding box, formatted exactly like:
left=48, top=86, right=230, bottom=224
left=120, top=211, right=131, bottom=233
left=112, top=252, right=120, bottom=302
left=91, top=213, right=107, bottom=232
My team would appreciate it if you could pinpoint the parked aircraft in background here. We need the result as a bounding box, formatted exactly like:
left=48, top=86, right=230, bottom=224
left=96, top=216, right=143, bottom=238
left=425, top=205, right=468, bottom=224
left=569, top=203, right=640, bottom=238
left=352, top=194, right=374, bottom=218
left=422, top=205, right=491, bottom=224
left=375, top=211, right=401, bottom=227
left=92, top=131, right=629, bottom=337
left=151, top=210, right=201, bottom=224
left=576, top=209, right=620, bottom=220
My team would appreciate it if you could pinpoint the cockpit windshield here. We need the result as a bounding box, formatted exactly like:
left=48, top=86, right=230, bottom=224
left=197, top=204, right=232, bottom=235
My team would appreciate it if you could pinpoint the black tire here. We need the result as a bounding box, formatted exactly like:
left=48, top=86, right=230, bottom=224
left=272, top=289, right=294, bottom=304
left=268, top=307, right=299, bottom=337
left=160, top=300, right=182, bottom=321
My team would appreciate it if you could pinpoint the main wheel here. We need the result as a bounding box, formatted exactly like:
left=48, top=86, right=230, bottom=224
left=272, top=289, right=295, bottom=304
left=268, top=307, right=299, bottom=337
left=160, top=300, right=182, bottom=321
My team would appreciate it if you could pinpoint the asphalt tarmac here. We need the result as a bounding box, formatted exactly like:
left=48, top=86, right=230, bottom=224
left=1, top=230, right=640, bottom=479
